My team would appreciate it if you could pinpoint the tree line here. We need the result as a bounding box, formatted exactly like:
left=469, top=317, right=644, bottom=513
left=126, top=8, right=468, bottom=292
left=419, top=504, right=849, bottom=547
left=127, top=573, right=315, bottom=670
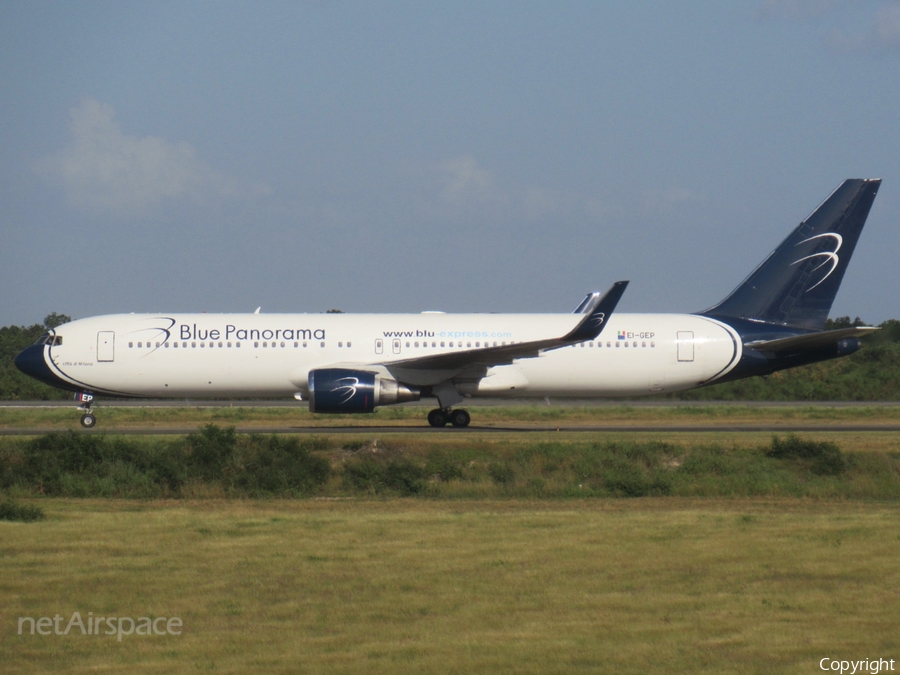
left=1, top=315, right=898, bottom=401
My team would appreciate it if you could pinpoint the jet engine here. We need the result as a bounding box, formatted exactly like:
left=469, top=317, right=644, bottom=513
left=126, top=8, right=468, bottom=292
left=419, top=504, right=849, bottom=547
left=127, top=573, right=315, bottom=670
left=308, top=368, right=420, bottom=413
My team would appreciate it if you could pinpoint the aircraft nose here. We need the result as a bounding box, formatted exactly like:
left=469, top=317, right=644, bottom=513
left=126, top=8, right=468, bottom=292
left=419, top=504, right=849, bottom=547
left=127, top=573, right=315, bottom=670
left=15, top=343, right=67, bottom=388
left=15, top=344, right=44, bottom=377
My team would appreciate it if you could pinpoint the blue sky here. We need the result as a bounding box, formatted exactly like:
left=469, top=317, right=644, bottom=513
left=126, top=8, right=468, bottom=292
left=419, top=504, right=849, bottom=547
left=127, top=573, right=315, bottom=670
left=2, top=1, right=898, bottom=326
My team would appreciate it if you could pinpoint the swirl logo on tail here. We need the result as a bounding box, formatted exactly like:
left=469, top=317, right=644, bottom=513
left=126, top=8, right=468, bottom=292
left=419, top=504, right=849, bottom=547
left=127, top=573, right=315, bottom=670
left=792, top=233, right=842, bottom=291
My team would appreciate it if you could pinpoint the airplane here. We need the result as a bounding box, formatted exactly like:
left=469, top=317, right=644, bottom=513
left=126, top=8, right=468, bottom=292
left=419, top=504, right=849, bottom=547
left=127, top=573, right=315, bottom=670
left=16, top=178, right=881, bottom=429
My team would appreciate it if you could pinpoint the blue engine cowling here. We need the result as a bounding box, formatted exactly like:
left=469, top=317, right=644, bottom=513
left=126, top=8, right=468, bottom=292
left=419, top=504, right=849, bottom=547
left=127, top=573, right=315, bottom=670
left=308, top=368, right=420, bottom=413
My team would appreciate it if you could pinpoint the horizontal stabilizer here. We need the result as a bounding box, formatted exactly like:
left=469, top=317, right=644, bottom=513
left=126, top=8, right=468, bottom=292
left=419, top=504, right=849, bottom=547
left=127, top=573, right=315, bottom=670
left=744, top=326, right=879, bottom=353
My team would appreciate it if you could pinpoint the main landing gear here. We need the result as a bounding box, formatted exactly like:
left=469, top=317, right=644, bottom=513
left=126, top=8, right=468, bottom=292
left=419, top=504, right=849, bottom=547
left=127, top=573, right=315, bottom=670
left=427, top=408, right=471, bottom=428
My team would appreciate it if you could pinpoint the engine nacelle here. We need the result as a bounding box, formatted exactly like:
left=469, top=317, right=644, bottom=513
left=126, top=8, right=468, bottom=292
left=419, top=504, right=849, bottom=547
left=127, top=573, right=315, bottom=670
left=308, top=368, right=420, bottom=413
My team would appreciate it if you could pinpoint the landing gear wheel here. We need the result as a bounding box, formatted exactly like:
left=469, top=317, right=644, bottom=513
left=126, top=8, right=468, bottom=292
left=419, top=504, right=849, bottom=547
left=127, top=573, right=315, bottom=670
left=450, top=409, right=471, bottom=428
left=428, top=409, right=448, bottom=427
left=80, top=413, right=97, bottom=428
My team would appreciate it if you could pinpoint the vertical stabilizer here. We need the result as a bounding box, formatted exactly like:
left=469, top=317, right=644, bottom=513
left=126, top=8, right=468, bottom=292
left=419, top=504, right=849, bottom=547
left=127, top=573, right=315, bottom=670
left=701, top=179, right=880, bottom=330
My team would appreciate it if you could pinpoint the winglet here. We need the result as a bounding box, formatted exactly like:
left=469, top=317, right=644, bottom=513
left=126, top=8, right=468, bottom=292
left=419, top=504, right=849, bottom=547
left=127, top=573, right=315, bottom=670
left=562, top=281, right=629, bottom=342
left=572, top=292, right=600, bottom=314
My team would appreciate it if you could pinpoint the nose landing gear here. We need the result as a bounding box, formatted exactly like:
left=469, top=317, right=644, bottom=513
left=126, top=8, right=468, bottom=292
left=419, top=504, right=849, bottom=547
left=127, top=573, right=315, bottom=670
left=76, top=391, right=96, bottom=428
left=427, top=408, right=470, bottom=428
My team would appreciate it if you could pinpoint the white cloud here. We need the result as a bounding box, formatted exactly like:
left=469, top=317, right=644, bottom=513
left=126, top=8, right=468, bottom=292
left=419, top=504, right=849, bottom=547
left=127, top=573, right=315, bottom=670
left=433, top=154, right=564, bottom=221
left=639, top=188, right=707, bottom=218
left=437, top=155, right=502, bottom=206
left=873, top=3, right=900, bottom=47
left=756, top=0, right=840, bottom=21
left=758, top=1, right=900, bottom=53
left=39, top=98, right=270, bottom=212
left=827, top=3, right=900, bottom=52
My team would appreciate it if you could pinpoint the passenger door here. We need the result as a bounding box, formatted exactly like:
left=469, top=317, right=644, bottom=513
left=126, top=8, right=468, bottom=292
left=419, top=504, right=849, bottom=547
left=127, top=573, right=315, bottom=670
left=97, top=331, right=115, bottom=362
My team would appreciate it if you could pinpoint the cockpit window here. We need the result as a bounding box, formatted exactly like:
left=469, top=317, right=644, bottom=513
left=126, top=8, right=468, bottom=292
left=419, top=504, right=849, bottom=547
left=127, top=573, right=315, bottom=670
left=33, top=334, right=63, bottom=346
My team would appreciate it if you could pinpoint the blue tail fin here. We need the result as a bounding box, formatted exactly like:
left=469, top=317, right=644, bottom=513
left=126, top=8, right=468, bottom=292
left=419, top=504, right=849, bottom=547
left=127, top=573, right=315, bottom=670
left=701, top=179, right=881, bottom=330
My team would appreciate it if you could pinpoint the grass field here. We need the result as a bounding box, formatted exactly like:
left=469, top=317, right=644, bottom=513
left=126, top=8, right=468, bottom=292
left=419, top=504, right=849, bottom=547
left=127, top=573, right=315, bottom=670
left=2, top=499, right=899, bottom=674
left=3, top=402, right=900, bottom=431
left=2, top=405, right=899, bottom=672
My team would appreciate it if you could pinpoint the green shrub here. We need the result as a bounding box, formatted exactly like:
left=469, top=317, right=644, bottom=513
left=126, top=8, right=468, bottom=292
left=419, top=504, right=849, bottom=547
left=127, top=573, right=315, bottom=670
left=342, top=457, right=426, bottom=495
left=488, top=462, right=515, bottom=485
left=186, top=424, right=237, bottom=479
left=425, top=451, right=464, bottom=482
left=0, top=500, right=45, bottom=522
left=766, top=435, right=846, bottom=476
left=229, top=435, right=330, bottom=496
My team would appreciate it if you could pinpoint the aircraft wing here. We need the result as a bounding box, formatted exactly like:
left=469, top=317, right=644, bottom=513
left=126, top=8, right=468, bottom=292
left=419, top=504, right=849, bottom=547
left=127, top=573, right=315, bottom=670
left=383, top=281, right=629, bottom=372
left=744, top=326, right=880, bottom=353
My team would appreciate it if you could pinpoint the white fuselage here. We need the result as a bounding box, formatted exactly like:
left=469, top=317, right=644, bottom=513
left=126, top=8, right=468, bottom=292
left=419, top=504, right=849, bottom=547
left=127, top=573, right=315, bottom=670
left=40, top=312, right=742, bottom=401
